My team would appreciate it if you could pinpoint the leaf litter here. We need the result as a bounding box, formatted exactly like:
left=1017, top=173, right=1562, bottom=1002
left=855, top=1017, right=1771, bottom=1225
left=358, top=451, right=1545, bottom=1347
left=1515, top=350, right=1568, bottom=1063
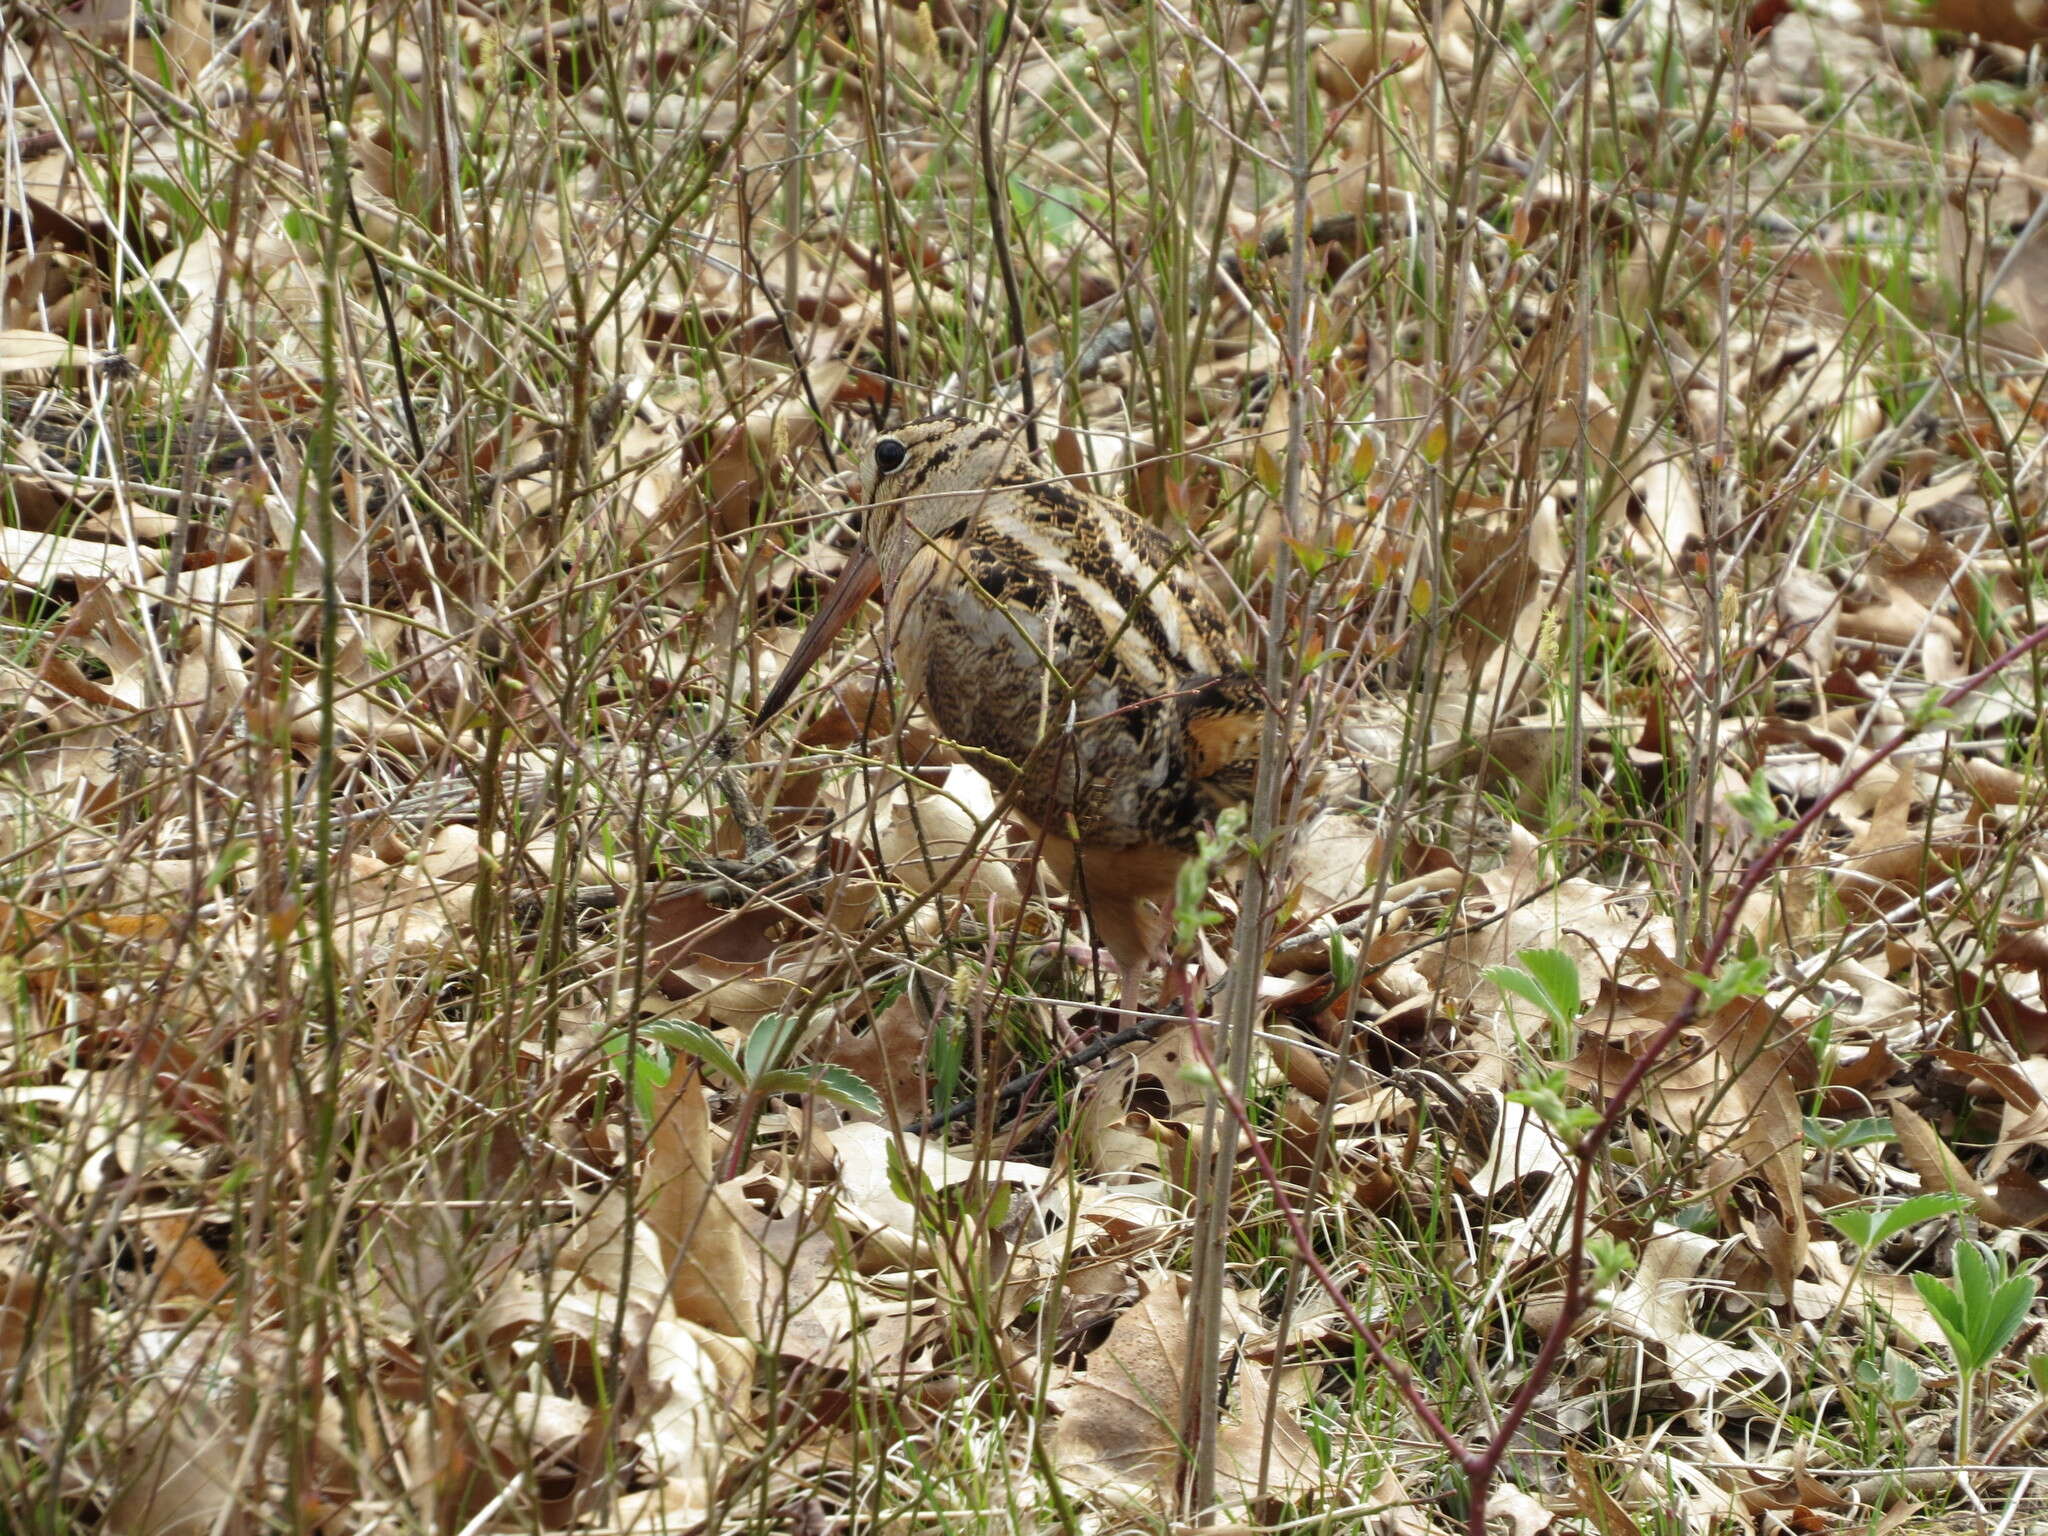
left=4, top=0, right=2048, bottom=1531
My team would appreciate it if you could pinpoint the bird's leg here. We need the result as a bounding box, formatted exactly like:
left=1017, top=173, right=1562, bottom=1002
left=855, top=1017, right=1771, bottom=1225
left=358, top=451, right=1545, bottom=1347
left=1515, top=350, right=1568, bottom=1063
left=1108, top=923, right=1169, bottom=1021
left=1078, top=849, right=1183, bottom=1023
left=1123, top=946, right=1203, bottom=1022
left=1022, top=827, right=1116, bottom=1013
left=1115, top=956, right=1148, bottom=1020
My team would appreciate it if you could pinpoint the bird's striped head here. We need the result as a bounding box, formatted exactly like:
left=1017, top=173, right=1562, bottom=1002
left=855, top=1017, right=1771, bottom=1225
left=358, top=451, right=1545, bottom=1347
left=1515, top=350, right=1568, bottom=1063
left=859, top=414, right=1039, bottom=583
left=752, top=414, right=1037, bottom=729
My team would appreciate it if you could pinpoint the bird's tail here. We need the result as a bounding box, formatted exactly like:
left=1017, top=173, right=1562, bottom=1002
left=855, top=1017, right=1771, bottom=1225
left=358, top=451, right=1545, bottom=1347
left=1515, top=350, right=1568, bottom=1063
left=1181, top=672, right=1325, bottom=812
left=1181, top=673, right=1267, bottom=809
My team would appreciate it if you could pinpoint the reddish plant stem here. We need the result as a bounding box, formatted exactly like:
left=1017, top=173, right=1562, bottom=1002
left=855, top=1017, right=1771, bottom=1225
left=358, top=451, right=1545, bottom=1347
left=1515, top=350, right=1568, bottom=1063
left=1178, top=1002, right=1469, bottom=1461
left=1465, top=615, right=2048, bottom=1504
left=1190, top=616, right=2048, bottom=1534
left=718, top=1091, right=764, bottom=1183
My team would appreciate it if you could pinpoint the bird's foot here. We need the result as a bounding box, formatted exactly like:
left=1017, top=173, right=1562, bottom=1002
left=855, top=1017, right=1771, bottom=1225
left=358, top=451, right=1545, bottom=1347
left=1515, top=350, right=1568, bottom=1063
left=1033, top=940, right=1193, bottom=1027
left=1116, top=958, right=1206, bottom=1027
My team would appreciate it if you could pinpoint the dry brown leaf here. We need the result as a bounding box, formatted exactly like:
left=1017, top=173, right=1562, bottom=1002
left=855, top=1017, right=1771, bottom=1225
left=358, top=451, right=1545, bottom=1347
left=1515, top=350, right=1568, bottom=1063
left=1935, top=1047, right=2048, bottom=1178
left=634, top=1316, right=745, bottom=1502
left=655, top=958, right=807, bottom=1026
left=1567, top=1445, right=1645, bottom=1536
left=405, top=1390, right=497, bottom=1532
left=1889, top=1099, right=2011, bottom=1225
left=99, top=1366, right=250, bottom=1536
left=1049, top=1270, right=1317, bottom=1510
left=644, top=885, right=805, bottom=975
left=457, top=1391, right=603, bottom=1526
left=1425, top=825, right=1667, bottom=1071
left=818, top=993, right=934, bottom=1128
left=1836, top=769, right=1981, bottom=919
left=1359, top=1465, right=1447, bottom=1535
left=647, top=1076, right=869, bottom=1361
left=1126, top=1024, right=1211, bottom=1118
left=1890, top=0, right=2048, bottom=56
left=1626, top=457, right=1705, bottom=569
left=644, top=1066, right=751, bottom=1337
left=1469, top=1092, right=1572, bottom=1202
left=1797, top=1241, right=1944, bottom=1350
left=1568, top=990, right=1810, bottom=1288
left=878, top=766, right=1023, bottom=913
left=1289, top=810, right=1389, bottom=919
left=3, top=527, right=159, bottom=588
left=1601, top=1227, right=1789, bottom=1403
left=1774, top=565, right=1839, bottom=681
left=1489, top=1485, right=1560, bottom=1536
left=825, top=1121, right=1051, bottom=1258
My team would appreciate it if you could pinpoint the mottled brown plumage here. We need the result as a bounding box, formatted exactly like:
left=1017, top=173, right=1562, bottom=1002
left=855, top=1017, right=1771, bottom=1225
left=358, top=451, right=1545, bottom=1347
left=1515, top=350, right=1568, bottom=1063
left=756, top=415, right=1270, bottom=1004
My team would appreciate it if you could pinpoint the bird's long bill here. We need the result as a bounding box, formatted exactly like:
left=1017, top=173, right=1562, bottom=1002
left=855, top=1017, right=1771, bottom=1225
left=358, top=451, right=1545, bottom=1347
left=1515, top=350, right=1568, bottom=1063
left=752, top=546, right=883, bottom=728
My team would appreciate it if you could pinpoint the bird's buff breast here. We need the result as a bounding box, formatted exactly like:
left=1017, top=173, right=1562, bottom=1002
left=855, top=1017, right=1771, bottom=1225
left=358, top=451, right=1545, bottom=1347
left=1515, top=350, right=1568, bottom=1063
left=883, top=540, right=1064, bottom=752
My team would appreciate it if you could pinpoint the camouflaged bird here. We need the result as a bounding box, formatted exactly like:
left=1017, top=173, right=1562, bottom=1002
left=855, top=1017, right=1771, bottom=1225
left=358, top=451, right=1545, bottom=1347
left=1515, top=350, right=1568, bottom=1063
left=756, top=414, right=1269, bottom=1005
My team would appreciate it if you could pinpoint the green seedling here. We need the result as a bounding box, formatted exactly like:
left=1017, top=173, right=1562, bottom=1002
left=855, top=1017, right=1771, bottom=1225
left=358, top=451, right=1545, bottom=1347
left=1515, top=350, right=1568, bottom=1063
left=1828, top=1192, right=1972, bottom=1252
left=1821, top=1192, right=1972, bottom=1351
left=1174, top=804, right=1247, bottom=948
left=1854, top=1347, right=1924, bottom=1448
left=1684, top=951, right=1772, bottom=1013
left=1586, top=1231, right=1636, bottom=1292
left=1803, top=1116, right=1896, bottom=1153
left=1856, top=1348, right=1923, bottom=1409
left=1506, top=1066, right=1601, bottom=1142
left=649, top=1013, right=882, bottom=1179
left=1804, top=1115, right=1898, bottom=1205
left=1727, top=766, right=1793, bottom=838
left=1912, top=1240, right=2040, bottom=1462
left=1486, top=946, right=1581, bottom=1055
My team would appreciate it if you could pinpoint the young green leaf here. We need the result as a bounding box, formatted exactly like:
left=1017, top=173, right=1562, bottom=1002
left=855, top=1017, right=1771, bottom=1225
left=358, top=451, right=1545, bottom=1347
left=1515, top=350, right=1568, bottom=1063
left=1326, top=923, right=1359, bottom=992
left=1912, top=1241, right=2040, bottom=1373
left=1727, top=766, right=1792, bottom=838
left=754, top=1065, right=884, bottom=1118
left=646, top=1021, right=745, bottom=1086
left=1586, top=1232, right=1635, bottom=1289
left=1506, top=1067, right=1600, bottom=1139
left=1827, top=1192, right=1970, bottom=1251
left=601, top=1031, right=673, bottom=1125
left=1174, top=805, right=1245, bottom=945
left=1484, top=947, right=1581, bottom=1030
left=886, top=1135, right=939, bottom=1211
left=742, top=1012, right=805, bottom=1081
left=1687, top=953, right=1772, bottom=1012
left=1802, top=1116, right=1897, bottom=1152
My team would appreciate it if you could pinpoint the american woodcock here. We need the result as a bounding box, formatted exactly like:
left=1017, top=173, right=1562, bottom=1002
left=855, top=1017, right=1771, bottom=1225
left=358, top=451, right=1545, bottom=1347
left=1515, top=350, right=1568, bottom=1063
left=755, top=415, right=1271, bottom=1006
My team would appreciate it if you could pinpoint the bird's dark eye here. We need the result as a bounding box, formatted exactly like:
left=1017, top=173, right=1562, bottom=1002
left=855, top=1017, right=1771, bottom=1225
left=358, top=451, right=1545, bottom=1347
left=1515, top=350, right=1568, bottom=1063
left=874, top=437, right=908, bottom=475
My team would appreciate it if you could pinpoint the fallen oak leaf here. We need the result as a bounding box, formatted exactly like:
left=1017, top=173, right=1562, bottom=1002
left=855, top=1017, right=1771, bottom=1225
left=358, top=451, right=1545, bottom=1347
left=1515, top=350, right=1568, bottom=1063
left=1889, top=1099, right=2027, bottom=1228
